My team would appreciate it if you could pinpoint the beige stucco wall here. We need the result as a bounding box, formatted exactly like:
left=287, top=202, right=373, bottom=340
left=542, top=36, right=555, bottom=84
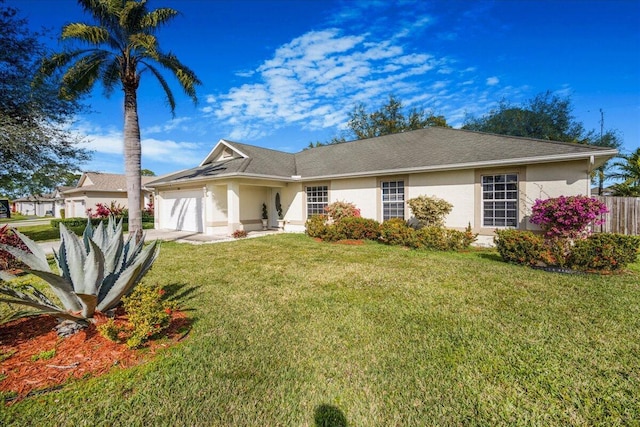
left=65, top=191, right=151, bottom=218
left=330, top=177, right=378, bottom=219
left=409, top=169, right=476, bottom=229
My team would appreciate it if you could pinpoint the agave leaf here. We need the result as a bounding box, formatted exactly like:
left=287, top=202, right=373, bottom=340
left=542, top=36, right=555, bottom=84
left=102, top=231, right=124, bottom=275
left=9, top=228, right=51, bottom=271
left=0, top=285, right=62, bottom=311
left=82, top=217, right=94, bottom=252
left=0, top=243, right=51, bottom=273
left=27, top=270, right=82, bottom=312
left=130, top=240, right=160, bottom=290
left=76, top=293, right=98, bottom=319
left=91, top=220, right=107, bottom=251
left=0, top=270, right=17, bottom=282
left=59, top=223, right=87, bottom=292
left=76, top=239, right=105, bottom=296
left=97, top=240, right=159, bottom=312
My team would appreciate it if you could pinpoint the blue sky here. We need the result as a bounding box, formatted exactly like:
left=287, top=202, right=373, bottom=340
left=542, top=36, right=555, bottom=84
left=16, top=0, right=640, bottom=177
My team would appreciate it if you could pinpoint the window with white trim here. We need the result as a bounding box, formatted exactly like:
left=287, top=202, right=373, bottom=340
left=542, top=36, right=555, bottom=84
left=306, top=186, right=328, bottom=216
left=482, top=174, right=518, bottom=227
left=382, top=180, right=405, bottom=220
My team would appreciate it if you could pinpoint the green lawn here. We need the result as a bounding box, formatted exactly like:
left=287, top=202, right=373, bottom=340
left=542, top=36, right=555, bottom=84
left=2, top=234, right=639, bottom=426
left=12, top=222, right=155, bottom=242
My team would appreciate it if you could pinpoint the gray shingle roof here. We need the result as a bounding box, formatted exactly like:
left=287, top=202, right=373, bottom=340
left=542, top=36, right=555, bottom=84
left=63, top=172, right=156, bottom=194
left=149, top=127, right=617, bottom=186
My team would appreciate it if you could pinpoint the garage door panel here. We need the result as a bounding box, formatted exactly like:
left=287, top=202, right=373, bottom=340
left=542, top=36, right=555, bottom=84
left=160, top=190, right=203, bottom=232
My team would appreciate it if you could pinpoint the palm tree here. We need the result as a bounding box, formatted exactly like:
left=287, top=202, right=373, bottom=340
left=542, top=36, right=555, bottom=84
left=36, top=0, right=200, bottom=241
left=611, top=148, right=640, bottom=188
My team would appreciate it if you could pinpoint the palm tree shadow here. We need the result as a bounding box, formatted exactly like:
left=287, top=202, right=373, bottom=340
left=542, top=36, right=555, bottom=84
left=314, top=404, right=348, bottom=427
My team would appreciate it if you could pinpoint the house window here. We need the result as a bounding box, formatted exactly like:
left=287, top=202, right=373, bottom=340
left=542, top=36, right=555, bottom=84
left=482, top=174, right=518, bottom=227
left=306, top=186, right=328, bottom=216
left=382, top=180, right=405, bottom=220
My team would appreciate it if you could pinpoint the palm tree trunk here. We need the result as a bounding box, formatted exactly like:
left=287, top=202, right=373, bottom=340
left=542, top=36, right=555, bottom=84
left=123, top=86, right=142, bottom=243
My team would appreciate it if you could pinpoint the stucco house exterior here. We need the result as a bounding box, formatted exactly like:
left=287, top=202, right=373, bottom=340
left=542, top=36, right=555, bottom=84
left=63, top=172, right=155, bottom=218
left=147, top=127, right=617, bottom=243
left=13, top=187, right=71, bottom=217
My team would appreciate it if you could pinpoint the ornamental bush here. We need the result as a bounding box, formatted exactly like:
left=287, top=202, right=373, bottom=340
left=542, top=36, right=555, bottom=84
left=407, top=195, right=453, bottom=228
left=305, top=215, right=328, bottom=238
left=379, top=218, right=416, bottom=247
left=493, top=229, right=553, bottom=266
left=568, top=234, right=640, bottom=272
left=333, top=217, right=380, bottom=241
left=530, top=195, right=608, bottom=240
left=324, top=201, right=361, bottom=222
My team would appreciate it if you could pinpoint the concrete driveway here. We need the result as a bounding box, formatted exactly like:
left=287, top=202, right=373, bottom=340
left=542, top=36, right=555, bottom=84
left=36, top=228, right=280, bottom=254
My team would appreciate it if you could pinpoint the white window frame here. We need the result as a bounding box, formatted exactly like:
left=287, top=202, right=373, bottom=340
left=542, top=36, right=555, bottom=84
left=481, top=173, right=518, bottom=227
left=306, top=186, right=328, bottom=217
left=382, top=180, right=405, bottom=221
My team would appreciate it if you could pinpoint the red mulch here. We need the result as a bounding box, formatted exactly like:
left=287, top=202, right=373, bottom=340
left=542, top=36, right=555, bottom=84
left=0, top=310, right=190, bottom=404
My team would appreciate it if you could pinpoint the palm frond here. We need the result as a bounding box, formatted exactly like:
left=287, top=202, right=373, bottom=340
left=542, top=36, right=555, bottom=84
left=62, top=23, right=110, bottom=44
left=102, top=58, right=122, bottom=96
left=60, top=52, right=109, bottom=100
left=129, top=33, right=159, bottom=59
left=140, top=8, right=180, bottom=30
left=141, top=61, right=176, bottom=113
left=120, top=0, right=148, bottom=32
left=156, top=52, right=201, bottom=101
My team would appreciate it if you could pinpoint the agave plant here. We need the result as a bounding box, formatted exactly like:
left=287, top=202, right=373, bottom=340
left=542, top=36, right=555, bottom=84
left=0, top=217, right=159, bottom=325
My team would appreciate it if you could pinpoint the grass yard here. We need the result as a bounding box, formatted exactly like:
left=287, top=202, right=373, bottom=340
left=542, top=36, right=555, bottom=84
left=13, top=222, right=155, bottom=242
left=1, top=234, right=639, bottom=425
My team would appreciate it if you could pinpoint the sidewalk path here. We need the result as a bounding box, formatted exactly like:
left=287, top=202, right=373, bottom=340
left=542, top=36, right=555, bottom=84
left=37, top=228, right=281, bottom=255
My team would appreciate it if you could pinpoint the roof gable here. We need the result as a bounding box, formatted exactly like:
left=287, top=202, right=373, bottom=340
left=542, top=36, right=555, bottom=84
left=200, top=140, right=249, bottom=166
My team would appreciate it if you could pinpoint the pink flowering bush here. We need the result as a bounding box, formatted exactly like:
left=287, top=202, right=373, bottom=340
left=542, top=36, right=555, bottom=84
left=324, top=201, right=361, bottom=222
left=90, top=201, right=127, bottom=219
left=530, top=195, right=608, bottom=240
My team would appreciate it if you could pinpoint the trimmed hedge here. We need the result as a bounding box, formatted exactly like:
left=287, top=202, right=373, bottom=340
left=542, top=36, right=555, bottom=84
left=569, top=233, right=640, bottom=272
left=494, top=229, right=551, bottom=266
left=51, top=216, right=154, bottom=228
left=495, top=229, right=640, bottom=272
left=413, top=226, right=477, bottom=251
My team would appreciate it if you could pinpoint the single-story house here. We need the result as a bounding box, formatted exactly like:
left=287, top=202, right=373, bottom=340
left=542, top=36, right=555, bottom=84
left=147, top=127, right=617, bottom=244
left=13, top=187, right=71, bottom=217
left=63, top=172, right=155, bottom=218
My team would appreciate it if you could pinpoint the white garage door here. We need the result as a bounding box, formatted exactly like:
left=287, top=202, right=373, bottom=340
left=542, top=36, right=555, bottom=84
left=159, top=190, right=204, bottom=232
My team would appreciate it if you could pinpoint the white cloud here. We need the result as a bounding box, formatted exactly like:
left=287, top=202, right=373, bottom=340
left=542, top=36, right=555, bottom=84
left=486, top=76, right=500, bottom=86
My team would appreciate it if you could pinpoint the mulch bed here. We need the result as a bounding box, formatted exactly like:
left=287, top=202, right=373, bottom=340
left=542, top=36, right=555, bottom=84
left=0, top=310, right=189, bottom=404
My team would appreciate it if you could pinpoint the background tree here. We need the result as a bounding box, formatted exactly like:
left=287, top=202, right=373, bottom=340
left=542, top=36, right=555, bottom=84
left=0, top=0, right=89, bottom=199
left=311, top=95, right=449, bottom=147
left=463, top=92, right=622, bottom=191
left=36, top=0, right=200, bottom=240
left=140, top=169, right=156, bottom=176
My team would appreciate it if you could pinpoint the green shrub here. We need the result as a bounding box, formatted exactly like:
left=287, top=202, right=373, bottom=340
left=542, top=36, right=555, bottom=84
left=333, top=217, right=380, bottom=241
left=407, top=195, right=453, bottom=228
left=59, top=208, right=65, bottom=219
left=412, top=226, right=477, bottom=251
left=305, top=215, right=328, bottom=238
left=494, top=229, right=552, bottom=266
left=122, top=285, right=173, bottom=349
left=569, top=233, right=640, bottom=271
left=379, top=218, right=416, bottom=246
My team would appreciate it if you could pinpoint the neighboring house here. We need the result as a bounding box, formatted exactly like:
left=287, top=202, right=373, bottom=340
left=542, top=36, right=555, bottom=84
left=147, top=127, right=617, bottom=244
left=13, top=187, right=71, bottom=217
left=63, top=172, right=155, bottom=218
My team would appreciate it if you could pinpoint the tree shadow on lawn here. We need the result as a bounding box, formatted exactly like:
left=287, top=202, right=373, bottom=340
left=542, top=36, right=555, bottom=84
left=314, top=404, right=348, bottom=427
left=163, top=282, right=200, bottom=305
left=476, top=252, right=503, bottom=263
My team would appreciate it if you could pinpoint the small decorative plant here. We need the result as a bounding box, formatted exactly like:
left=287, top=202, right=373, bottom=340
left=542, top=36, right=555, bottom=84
left=0, top=217, right=159, bottom=331
left=275, top=193, right=283, bottom=220
left=232, top=229, right=248, bottom=239
left=261, top=203, right=268, bottom=220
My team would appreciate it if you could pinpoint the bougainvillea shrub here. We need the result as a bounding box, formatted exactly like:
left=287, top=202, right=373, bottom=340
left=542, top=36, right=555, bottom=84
left=529, top=195, right=608, bottom=240
left=0, top=225, right=29, bottom=270
left=323, top=201, right=361, bottom=222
